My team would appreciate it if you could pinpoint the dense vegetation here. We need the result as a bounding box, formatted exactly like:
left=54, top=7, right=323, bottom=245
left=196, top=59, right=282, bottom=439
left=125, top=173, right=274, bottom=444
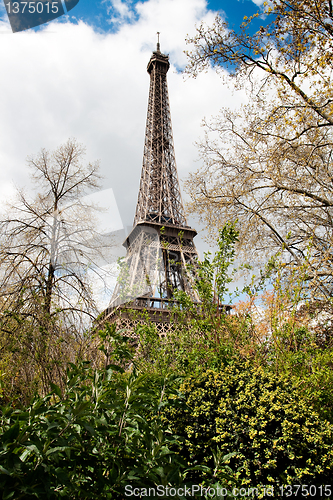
left=1, top=223, right=333, bottom=499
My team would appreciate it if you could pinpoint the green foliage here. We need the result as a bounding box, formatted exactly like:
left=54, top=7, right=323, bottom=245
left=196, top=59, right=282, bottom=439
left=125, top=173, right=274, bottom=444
left=263, top=330, right=333, bottom=423
left=164, top=364, right=333, bottom=490
left=0, top=361, right=190, bottom=499
left=0, top=313, right=103, bottom=406
left=97, top=322, right=135, bottom=369
left=135, top=320, right=237, bottom=376
left=175, top=222, right=239, bottom=317
left=2, top=224, right=333, bottom=497
left=249, top=255, right=333, bottom=423
left=197, top=222, right=239, bottom=307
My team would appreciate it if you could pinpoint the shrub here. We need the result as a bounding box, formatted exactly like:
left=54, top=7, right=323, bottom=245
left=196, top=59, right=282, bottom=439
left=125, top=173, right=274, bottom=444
left=0, top=361, right=187, bottom=499
left=165, top=363, right=333, bottom=492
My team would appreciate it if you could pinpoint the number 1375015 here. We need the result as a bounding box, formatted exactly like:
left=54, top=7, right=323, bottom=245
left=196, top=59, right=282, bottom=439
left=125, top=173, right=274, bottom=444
left=5, top=2, right=59, bottom=14
left=280, top=485, right=331, bottom=497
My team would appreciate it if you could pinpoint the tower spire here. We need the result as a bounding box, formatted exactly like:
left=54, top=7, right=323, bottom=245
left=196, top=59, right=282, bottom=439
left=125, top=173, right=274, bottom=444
left=156, top=31, right=160, bottom=52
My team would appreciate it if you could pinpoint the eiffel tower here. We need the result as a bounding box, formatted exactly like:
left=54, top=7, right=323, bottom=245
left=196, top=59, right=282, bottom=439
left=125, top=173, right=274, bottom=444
left=102, top=38, right=200, bottom=334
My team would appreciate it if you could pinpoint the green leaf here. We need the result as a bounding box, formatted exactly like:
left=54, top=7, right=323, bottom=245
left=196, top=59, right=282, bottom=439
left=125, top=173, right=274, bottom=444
left=19, top=448, right=31, bottom=462
left=2, top=422, right=20, bottom=443
left=45, top=446, right=71, bottom=457
left=3, top=491, right=15, bottom=500
left=0, top=465, right=10, bottom=475
left=50, top=382, right=62, bottom=398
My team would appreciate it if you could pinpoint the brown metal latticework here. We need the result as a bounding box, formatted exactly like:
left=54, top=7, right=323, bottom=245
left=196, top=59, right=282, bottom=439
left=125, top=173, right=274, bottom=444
left=102, top=42, right=201, bottom=334
left=135, top=47, right=186, bottom=227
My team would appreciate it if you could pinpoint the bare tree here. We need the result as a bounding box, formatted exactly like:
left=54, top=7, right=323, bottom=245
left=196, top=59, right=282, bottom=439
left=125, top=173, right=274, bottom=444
left=185, top=0, right=333, bottom=300
left=0, top=139, right=111, bottom=395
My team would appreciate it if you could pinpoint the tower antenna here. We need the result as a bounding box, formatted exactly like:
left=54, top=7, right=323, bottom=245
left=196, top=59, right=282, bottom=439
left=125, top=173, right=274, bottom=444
left=156, top=31, right=160, bottom=51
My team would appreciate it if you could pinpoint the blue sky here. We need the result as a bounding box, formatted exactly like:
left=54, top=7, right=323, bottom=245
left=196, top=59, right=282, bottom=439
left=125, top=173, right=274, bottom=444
left=61, top=0, right=263, bottom=33
left=0, top=0, right=264, bottom=35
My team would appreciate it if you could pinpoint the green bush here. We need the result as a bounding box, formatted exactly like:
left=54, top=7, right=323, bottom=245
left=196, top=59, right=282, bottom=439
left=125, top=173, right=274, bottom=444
left=165, top=363, right=333, bottom=491
left=0, top=361, right=188, bottom=499
left=135, top=319, right=241, bottom=377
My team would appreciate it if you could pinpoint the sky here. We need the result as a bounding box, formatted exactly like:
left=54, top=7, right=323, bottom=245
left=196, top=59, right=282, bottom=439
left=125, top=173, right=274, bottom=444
left=0, top=0, right=265, bottom=307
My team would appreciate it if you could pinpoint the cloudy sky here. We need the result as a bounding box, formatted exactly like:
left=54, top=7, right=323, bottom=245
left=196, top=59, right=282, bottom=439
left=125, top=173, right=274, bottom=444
left=0, top=0, right=264, bottom=304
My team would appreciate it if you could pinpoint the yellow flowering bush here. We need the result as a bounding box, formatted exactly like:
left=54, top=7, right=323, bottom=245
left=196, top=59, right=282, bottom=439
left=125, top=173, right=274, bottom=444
left=165, top=363, right=333, bottom=488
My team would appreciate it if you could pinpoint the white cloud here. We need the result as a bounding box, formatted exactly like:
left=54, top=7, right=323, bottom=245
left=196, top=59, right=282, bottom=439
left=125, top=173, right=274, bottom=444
left=103, top=0, right=135, bottom=24
left=0, top=0, right=247, bottom=304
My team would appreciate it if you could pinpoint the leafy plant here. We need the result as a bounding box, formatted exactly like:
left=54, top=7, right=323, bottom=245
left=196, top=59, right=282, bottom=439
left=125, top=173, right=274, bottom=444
left=164, top=364, right=333, bottom=491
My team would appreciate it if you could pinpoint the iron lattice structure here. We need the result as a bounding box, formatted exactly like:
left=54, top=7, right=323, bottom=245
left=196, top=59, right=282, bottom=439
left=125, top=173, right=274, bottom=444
left=134, top=47, right=186, bottom=227
left=103, top=43, right=201, bottom=334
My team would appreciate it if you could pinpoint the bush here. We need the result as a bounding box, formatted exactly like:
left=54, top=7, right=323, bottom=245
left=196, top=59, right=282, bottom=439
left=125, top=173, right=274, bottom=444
left=0, top=361, right=188, bottom=499
left=165, top=363, right=333, bottom=492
